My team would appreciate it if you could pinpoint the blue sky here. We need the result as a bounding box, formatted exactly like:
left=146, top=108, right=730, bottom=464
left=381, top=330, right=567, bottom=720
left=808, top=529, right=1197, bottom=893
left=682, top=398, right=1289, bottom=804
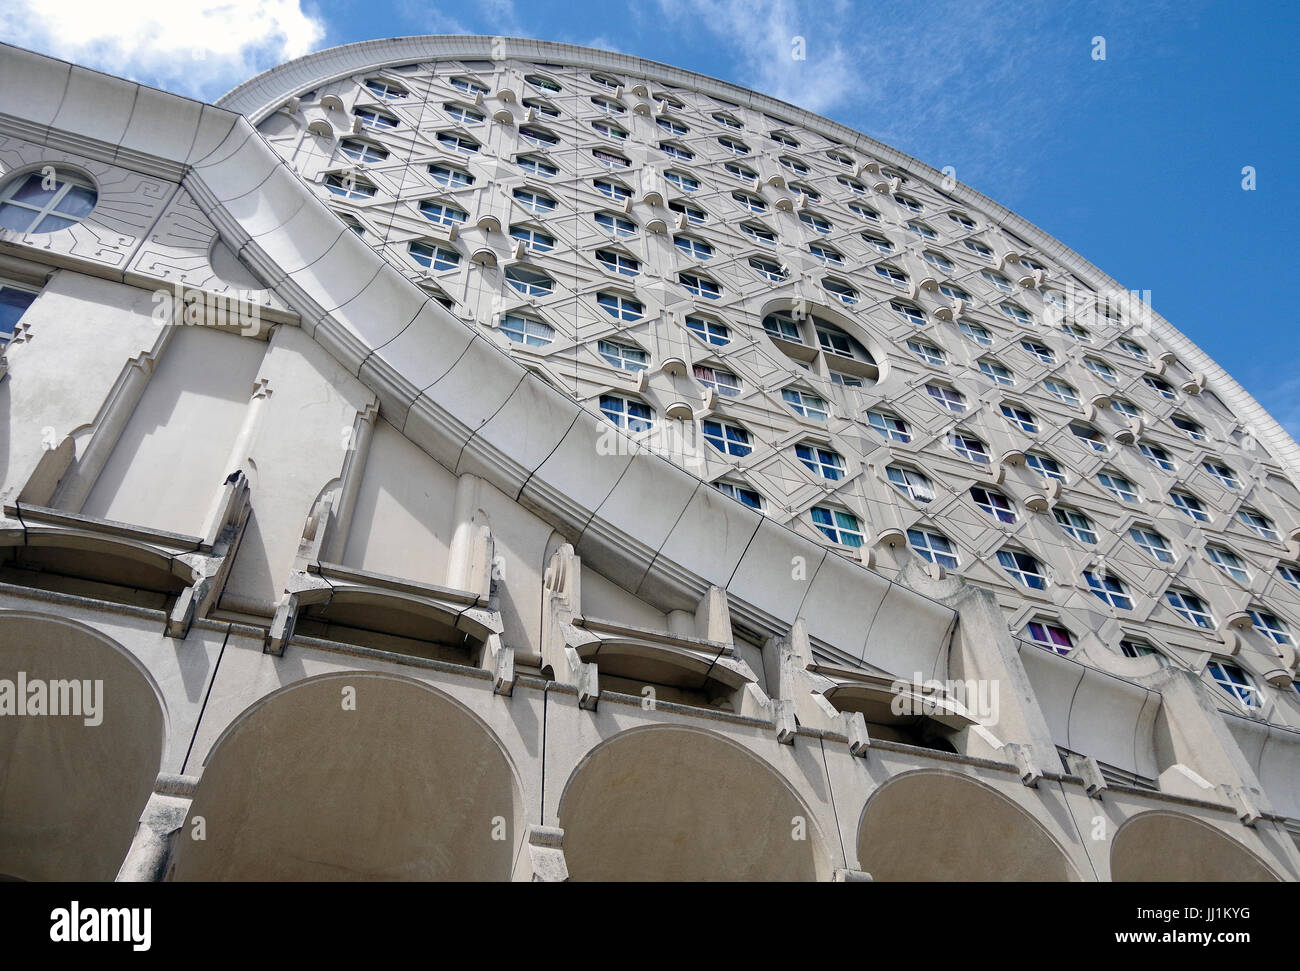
left=5, top=0, right=1297, bottom=438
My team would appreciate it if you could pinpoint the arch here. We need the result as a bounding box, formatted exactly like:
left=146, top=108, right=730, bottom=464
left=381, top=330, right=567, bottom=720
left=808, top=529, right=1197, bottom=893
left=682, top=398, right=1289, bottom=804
left=857, top=769, right=1081, bottom=881
left=1110, top=811, right=1280, bottom=882
left=558, top=725, right=829, bottom=881
left=0, top=612, right=166, bottom=881
left=170, top=672, right=522, bottom=881
left=758, top=296, right=886, bottom=383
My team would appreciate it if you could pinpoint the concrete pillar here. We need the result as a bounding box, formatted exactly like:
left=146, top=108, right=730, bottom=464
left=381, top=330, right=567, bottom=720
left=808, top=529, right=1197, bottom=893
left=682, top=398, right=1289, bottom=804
left=115, top=775, right=196, bottom=883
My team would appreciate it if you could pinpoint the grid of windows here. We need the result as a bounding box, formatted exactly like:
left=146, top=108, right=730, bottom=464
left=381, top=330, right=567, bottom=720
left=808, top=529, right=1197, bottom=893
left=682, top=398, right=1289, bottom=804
left=1237, top=508, right=1278, bottom=540
left=715, top=481, right=762, bottom=509
left=1025, top=452, right=1065, bottom=481
left=517, top=155, right=558, bottom=178
left=598, top=340, right=648, bottom=372
left=1278, top=564, right=1300, bottom=591
left=341, top=139, right=388, bottom=163
left=428, top=163, right=473, bottom=187
left=948, top=432, right=990, bottom=464
left=0, top=281, right=39, bottom=343
left=675, top=235, right=714, bottom=259
left=1203, top=460, right=1240, bottom=488
left=325, top=172, right=375, bottom=199
left=782, top=388, right=828, bottom=420
left=999, top=549, right=1047, bottom=589
left=420, top=201, right=468, bottom=226
left=506, top=266, right=554, bottom=296
left=972, top=486, right=1016, bottom=524
left=1171, top=490, right=1209, bottom=521
left=868, top=411, right=910, bottom=442
left=925, top=383, right=966, bottom=412
left=1054, top=507, right=1097, bottom=544
left=600, top=393, right=653, bottom=433
left=694, top=365, right=741, bottom=397
left=597, top=292, right=643, bottom=320
left=1206, top=545, right=1249, bottom=583
left=500, top=313, right=554, bottom=347
left=1085, top=571, right=1133, bottom=610
left=680, top=272, right=721, bottom=298
left=1206, top=660, right=1260, bottom=708
left=1139, top=443, right=1176, bottom=471
left=408, top=241, right=460, bottom=271
left=811, top=507, right=865, bottom=548
left=1021, top=339, right=1055, bottom=364
left=796, top=443, right=845, bottom=480
left=1248, top=609, right=1293, bottom=645
left=595, top=249, right=639, bottom=275
left=1043, top=378, right=1079, bottom=405
left=1070, top=422, right=1107, bottom=452
left=887, top=465, right=934, bottom=502
left=287, top=60, right=1299, bottom=695
left=1000, top=403, right=1038, bottom=433
left=1026, top=621, right=1073, bottom=655
left=1120, top=638, right=1164, bottom=663
left=703, top=419, right=752, bottom=456
left=1129, top=526, right=1174, bottom=563
left=907, top=339, right=945, bottom=366
left=1099, top=472, right=1139, bottom=503
left=686, top=315, right=729, bottom=345
left=1166, top=589, right=1215, bottom=629
left=908, top=529, right=958, bottom=569
left=979, top=359, right=1015, bottom=386
left=511, top=225, right=556, bottom=252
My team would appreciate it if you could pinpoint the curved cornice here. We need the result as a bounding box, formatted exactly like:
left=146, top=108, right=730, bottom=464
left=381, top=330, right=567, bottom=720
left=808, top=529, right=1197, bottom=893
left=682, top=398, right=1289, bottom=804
left=217, top=34, right=1300, bottom=482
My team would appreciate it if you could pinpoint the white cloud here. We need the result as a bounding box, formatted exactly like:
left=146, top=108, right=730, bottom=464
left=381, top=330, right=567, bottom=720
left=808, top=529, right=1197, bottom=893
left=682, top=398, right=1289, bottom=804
left=655, top=0, right=859, bottom=115
left=0, top=0, right=326, bottom=100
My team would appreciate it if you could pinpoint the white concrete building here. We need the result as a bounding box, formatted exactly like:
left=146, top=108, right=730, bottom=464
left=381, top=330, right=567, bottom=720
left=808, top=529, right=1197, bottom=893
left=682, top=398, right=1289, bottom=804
left=0, top=35, right=1297, bottom=881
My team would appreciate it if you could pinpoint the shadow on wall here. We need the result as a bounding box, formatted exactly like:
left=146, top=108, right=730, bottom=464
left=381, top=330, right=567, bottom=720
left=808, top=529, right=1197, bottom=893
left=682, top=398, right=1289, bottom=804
left=857, top=770, right=1082, bottom=881
left=558, top=724, right=829, bottom=881
left=1111, top=812, right=1280, bottom=882
left=0, top=614, right=165, bottom=881
left=169, top=672, right=523, bottom=880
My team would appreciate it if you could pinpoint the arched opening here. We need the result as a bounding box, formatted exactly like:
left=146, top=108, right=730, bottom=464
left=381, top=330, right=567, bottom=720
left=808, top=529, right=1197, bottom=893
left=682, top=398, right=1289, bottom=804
left=0, top=535, right=188, bottom=612
left=857, top=771, right=1080, bottom=881
left=295, top=590, right=486, bottom=664
left=584, top=639, right=747, bottom=712
left=1110, top=812, right=1279, bottom=882
left=759, top=298, right=884, bottom=388
left=0, top=614, right=165, bottom=881
left=170, top=673, right=521, bottom=880
left=559, top=726, right=827, bottom=881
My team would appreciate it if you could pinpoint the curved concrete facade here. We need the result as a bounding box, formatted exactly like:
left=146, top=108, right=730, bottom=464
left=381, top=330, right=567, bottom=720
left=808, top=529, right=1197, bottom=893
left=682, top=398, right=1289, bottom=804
left=0, top=37, right=1296, bottom=881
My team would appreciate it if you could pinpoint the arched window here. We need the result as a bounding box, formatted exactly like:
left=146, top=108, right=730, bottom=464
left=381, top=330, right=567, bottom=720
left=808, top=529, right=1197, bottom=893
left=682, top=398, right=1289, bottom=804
left=0, top=168, right=98, bottom=233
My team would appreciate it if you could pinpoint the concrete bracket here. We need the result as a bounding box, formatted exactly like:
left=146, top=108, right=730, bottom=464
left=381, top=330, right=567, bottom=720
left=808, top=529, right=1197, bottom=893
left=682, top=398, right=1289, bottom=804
left=1006, top=742, right=1043, bottom=788
left=1066, top=753, right=1108, bottom=797
left=1219, top=785, right=1264, bottom=827
left=514, top=825, right=569, bottom=882
left=844, top=710, right=871, bottom=756
left=833, top=867, right=873, bottom=882
left=490, top=636, right=515, bottom=697
left=774, top=697, right=797, bottom=745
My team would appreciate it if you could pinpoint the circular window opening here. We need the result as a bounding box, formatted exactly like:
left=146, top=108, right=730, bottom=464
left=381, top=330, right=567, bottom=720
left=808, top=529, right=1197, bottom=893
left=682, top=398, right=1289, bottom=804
left=0, top=167, right=98, bottom=234
left=759, top=299, right=884, bottom=384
